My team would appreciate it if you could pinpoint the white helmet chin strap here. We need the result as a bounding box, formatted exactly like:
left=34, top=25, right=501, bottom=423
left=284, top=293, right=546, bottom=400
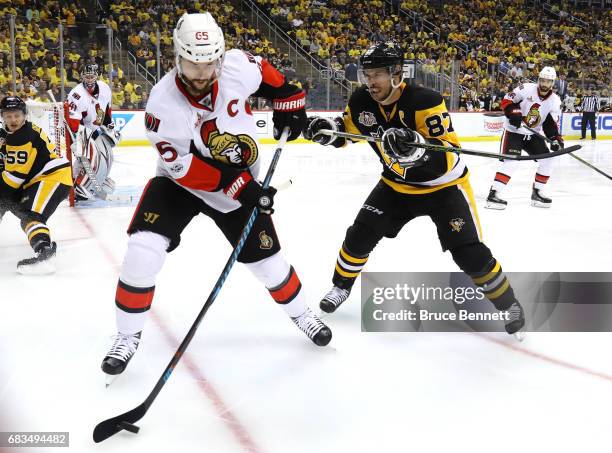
left=379, top=74, right=404, bottom=105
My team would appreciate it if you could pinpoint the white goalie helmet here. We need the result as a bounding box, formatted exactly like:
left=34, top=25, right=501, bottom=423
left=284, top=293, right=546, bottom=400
left=173, top=12, right=225, bottom=66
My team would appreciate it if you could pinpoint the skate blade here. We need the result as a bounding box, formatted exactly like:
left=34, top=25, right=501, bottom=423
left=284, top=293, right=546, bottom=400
left=16, top=259, right=56, bottom=275
left=485, top=202, right=507, bottom=210
left=513, top=331, right=526, bottom=342
left=105, top=374, right=119, bottom=388
left=531, top=200, right=551, bottom=208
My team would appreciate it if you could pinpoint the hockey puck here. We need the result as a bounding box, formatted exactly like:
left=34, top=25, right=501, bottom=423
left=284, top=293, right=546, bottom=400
left=118, top=421, right=140, bottom=434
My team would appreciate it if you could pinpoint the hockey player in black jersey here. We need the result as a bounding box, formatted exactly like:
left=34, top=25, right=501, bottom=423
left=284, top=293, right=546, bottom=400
left=0, top=96, right=72, bottom=274
left=304, top=42, right=525, bottom=336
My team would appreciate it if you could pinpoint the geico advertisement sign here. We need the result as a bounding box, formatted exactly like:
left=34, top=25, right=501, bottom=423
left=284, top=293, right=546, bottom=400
left=568, top=113, right=612, bottom=131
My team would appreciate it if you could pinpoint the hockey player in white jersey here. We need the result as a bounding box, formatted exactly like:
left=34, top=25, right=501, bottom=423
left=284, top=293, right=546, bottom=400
left=65, top=64, right=120, bottom=200
left=101, top=12, right=332, bottom=378
left=486, top=67, right=563, bottom=209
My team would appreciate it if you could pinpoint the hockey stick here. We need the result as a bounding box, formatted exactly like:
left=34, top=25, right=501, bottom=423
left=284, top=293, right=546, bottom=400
left=316, top=129, right=583, bottom=160
left=524, top=126, right=612, bottom=181
left=92, top=127, right=290, bottom=443
left=46, top=90, right=107, bottom=199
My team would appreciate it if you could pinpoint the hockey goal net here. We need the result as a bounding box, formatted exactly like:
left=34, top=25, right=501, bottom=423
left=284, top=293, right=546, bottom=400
left=26, top=101, right=76, bottom=205
left=26, top=101, right=68, bottom=158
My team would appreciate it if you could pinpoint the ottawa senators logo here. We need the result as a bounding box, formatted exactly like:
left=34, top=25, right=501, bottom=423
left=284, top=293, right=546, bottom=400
left=259, top=231, right=273, bottom=250
left=200, top=118, right=258, bottom=167
left=524, top=103, right=541, bottom=128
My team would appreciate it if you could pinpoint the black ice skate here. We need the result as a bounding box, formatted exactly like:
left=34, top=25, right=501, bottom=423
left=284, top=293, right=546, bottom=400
left=531, top=185, right=551, bottom=208
left=291, top=308, right=332, bottom=346
left=16, top=242, right=57, bottom=275
left=504, top=301, right=525, bottom=341
left=102, top=332, right=141, bottom=384
left=485, top=189, right=508, bottom=210
left=320, top=286, right=351, bottom=313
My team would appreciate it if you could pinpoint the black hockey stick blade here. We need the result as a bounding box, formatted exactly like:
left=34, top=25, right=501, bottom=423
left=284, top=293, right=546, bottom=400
left=93, top=402, right=146, bottom=443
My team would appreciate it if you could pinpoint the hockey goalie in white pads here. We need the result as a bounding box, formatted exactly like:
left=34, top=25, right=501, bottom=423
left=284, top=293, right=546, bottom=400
left=65, top=63, right=120, bottom=200
left=71, top=124, right=120, bottom=200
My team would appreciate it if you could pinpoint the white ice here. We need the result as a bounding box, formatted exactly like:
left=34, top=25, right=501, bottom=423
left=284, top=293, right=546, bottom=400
left=1, top=139, right=611, bottom=453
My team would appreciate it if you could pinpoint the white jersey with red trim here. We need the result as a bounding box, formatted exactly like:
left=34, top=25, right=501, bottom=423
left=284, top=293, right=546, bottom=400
left=65, top=80, right=113, bottom=133
left=144, top=49, right=268, bottom=213
left=502, top=82, right=561, bottom=135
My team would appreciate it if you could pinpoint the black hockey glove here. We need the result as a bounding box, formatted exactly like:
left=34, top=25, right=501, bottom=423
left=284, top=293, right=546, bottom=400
left=549, top=135, right=564, bottom=152
left=382, top=128, right=427, bottom=168
left=224, top=171, right=277, bottom=214
left=272, top=90, right=307, bottom=141
left=504, top=103, right=523, bottom=128
left=304, top=116, right=337, bottom=145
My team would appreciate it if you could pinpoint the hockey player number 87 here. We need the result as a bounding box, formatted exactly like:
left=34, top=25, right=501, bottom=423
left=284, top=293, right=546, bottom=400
left=425, top=112, right=455, bottom=137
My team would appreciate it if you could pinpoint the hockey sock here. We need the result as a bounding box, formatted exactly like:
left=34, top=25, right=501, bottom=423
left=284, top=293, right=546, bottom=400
left=332, top=243, right=369, bottom=290
left=469, top=258, right=517, bottom=311
left=115, top=280, right=155, bottom=334
left=246, top=252, right=307, bottom=318
left=491, top=172, right=511, bottom=193
left=115, top=231, right=169, bottom=335
left=22, top=220, right=51, bottom=252
left=534, top=158, right=554, bottom=190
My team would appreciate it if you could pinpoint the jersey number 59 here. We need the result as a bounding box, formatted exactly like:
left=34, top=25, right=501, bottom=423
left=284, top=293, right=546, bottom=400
left=6, top=150, right=28, bottom=165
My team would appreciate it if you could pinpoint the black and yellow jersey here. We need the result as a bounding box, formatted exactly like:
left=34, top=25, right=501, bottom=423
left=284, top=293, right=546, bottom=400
left=1, top=121, right=72, bottom=191
left=338, top=83, right=467, bottom=194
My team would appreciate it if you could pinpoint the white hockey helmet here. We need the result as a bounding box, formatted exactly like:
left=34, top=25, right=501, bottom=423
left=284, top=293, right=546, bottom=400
left=173, top=13, right=225, bottom=64
left=538, top=66, right=557, bottom=81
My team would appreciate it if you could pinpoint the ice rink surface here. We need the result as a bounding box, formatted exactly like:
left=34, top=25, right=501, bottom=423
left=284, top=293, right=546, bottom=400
left=1, top=139, right=611, bottom=453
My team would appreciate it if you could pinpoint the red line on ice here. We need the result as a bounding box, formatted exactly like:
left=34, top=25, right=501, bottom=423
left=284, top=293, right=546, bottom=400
left=74, top=209, right=264, bottom=453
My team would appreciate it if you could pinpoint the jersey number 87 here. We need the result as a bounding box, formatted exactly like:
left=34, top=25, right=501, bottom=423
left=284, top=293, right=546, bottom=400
left=424, top=112, right=455, bottom=137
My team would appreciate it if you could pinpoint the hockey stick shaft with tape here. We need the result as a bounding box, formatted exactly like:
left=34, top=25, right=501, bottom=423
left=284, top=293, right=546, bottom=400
left=524, top=126, right=612, bottom=181
left=93, top=127, right=291, bottom=443
left=316, top=129, right=582, bottom=160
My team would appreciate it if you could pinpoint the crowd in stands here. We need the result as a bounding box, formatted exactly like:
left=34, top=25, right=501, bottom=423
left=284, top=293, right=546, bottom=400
left=1, top=0, right=609, bottom=113
left=256, top=0, right=610, bottom=111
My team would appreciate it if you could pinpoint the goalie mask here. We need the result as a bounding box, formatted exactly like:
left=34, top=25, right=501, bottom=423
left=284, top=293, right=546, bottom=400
left=81, top=64, right=99, bottom=94
left=537, top=66, right=556, bottom=95
left=358, top=41, right=404, bottom=104
left=173, top=12, right=225, bottom=95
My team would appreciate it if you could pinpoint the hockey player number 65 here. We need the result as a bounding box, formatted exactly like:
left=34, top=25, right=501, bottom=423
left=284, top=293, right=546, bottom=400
left=155, top=141, right=178, bottom=162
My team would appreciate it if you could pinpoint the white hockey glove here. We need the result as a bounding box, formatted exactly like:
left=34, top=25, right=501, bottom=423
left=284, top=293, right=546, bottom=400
left=382, top=128, right=427, bottom=168
left=99, top=125, right=122, bottom=147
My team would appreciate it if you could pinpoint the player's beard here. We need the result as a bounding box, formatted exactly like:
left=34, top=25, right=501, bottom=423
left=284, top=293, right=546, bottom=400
left=180, top=74, right=215, bottom=98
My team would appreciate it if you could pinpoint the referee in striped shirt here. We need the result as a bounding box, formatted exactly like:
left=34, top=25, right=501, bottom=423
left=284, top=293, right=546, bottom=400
left=580, top=91, right=600, bottom=140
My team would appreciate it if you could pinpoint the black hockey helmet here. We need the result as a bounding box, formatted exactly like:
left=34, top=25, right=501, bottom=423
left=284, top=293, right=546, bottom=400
left=81, top=64, right=99, bottom=92
left=0, top=96, right=27, bottom=115
left=359, top=41, right=404, bottom=70
left=81, top=63, right=99, bottom=77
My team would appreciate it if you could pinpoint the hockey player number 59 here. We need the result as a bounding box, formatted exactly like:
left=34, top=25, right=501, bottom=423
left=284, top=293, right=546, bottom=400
left=425, top=112, right=455, bottom=138
left=155, top=141, right=178, bottom=162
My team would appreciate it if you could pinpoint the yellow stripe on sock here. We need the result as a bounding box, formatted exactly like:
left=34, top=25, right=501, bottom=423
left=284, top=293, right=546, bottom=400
left=28, top=228, right=50, bottom=242
left=484, top=279, right=510, bottom=300
left=339, top=248, right=368, bottom=264
left=472, top=261, right=501, bottom=284
left=335, top=263, right=360, bottom=278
